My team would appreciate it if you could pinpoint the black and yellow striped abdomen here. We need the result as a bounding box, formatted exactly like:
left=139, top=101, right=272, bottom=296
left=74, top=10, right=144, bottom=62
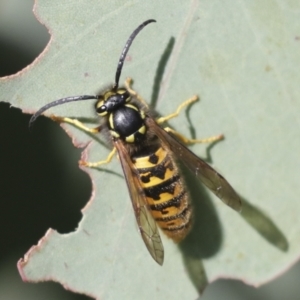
left=133, top=146, right=193, bottom=242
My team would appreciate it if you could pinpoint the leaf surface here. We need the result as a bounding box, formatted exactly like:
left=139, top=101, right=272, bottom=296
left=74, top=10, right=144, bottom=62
left=1, top=0, right=299, bottom=299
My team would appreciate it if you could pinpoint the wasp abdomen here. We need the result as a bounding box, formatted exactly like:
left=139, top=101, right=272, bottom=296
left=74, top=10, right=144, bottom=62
left=133, top=146, right=193, bottom=242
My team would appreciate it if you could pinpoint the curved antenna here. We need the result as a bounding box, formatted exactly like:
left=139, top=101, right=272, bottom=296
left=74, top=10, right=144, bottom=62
left=113, top=19, right=156, bottom=90
left=29, top=95, right=97, bottom=128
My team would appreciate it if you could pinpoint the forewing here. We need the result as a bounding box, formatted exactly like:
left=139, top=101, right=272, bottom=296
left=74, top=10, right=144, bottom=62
left=114, top=139, right=164, bottom=265
left=146, top=118, right=242, bottom=212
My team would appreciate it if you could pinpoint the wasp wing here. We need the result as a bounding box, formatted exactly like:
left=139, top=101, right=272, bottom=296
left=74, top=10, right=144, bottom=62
left=146, top=118, right=242, bottom=212
left=114, top=139, right=164, bottom=265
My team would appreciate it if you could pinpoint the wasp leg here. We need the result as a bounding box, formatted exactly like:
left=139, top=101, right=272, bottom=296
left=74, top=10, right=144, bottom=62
left=156, top=96, right=198, bottom=124
left=51, top=115, right=115, bottom=167
left=125, top=77, right=149, bottom=107
left=157, top=96, right=223, bottom=144
left=51, top=115, right=100, bottom=133
left=164, top=127, right=224, bottom=144
left=80, top=147, right=117, bottom=167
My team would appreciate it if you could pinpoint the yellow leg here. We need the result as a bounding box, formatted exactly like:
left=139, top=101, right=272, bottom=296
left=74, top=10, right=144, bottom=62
left=125, top=77, right=149, bottom=107
left=80, top=147, right=117, bottom=167
left=51, top=115, right=100, bottom=134
left=51, top=115, right=115, bottom=168
left=156, top=96, right=198, bottom=124
left=164, top=127, right=224, bottom=144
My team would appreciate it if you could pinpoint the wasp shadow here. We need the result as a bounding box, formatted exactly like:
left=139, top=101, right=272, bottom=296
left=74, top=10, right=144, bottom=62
left=240, top=197, right=288, bottom=252
left=150, top=37, right=175, bottom=109
left=185, top=98, right=225, bottom=164
left=178, top=163, right=223, bottom=292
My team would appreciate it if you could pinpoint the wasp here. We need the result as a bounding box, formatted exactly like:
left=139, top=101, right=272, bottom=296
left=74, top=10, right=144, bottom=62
left=30, top=19, right=241, bottom=265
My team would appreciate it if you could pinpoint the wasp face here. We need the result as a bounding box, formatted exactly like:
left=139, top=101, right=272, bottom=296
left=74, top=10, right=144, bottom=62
left=95, top=89, right=130, bottom=116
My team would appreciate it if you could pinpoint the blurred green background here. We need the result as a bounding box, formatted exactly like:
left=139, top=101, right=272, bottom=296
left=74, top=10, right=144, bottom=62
left=0, top=1, right=299, bottom=299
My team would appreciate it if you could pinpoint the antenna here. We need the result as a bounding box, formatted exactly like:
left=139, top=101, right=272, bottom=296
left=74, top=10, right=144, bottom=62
left=113, top=19, right=156, bottom=90
left=29, top=95, right=97, bottom=128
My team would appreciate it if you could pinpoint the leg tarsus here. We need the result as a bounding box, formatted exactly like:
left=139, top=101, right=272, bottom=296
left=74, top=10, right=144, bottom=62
left=156, top=95, right=223, bottom=145
left=80, top=147, right=117, bottom=168
left=164, top=127, right=224, bottom=144
left=50, top=115, right=116, bottom=168
left=156, top=95, right=198, bottom=124
left=51, top=115, right=100, bottom=133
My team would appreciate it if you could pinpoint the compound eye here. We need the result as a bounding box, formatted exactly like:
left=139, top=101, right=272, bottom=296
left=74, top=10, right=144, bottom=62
left=121, top=91, right=130, bottom=102
left=96, top=104, right=107, bottom=116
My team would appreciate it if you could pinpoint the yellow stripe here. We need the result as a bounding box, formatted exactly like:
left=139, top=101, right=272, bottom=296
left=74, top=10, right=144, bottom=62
left=146, top=182, right=183, bottom=205
left=109, top=113, right=114, bottom=129
left=151, top=193, right=189, bottom=220
left=135, top=147, right=167, bottom=169
left=140, top=168, right=175, bottom=188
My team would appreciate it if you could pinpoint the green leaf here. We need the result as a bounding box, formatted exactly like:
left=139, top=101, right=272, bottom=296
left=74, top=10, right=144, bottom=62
left=1, top=0, right=299, bottom=299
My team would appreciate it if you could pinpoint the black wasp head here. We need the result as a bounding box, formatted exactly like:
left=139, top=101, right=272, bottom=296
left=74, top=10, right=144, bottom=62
left=95, top=88, right=130, bottom=116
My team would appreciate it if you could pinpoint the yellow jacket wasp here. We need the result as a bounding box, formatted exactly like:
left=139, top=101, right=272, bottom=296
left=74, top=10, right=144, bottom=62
left=30, top=19, right=241, bottom=265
